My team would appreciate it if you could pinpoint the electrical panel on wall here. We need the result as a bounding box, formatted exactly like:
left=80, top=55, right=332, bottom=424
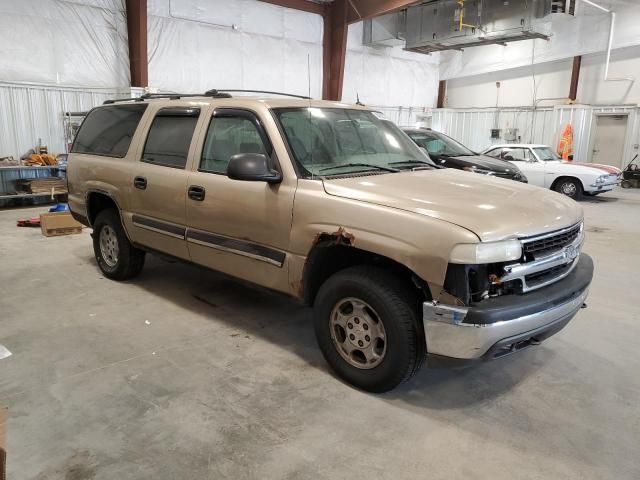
left=504, top=128, right=519, bottom=142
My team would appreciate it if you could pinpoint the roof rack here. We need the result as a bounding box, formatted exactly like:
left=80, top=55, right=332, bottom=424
left=103, top=90, right=232, bottom=105
left=207, top=89, right=311, bottom=99
left=103, top=88, right=310, bottom=105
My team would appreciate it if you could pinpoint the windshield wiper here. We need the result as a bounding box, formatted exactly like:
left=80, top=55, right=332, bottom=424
left=319, top=163, right=399, bottom=173
left=388, top=159, right=434, bottom=168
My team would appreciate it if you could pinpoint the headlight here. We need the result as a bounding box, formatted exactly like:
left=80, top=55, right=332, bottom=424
left=450, top=240, right=522, bottom=264
left=595, top=175, right=607, bottom=184
left=463, top=166, right=494, bottom=175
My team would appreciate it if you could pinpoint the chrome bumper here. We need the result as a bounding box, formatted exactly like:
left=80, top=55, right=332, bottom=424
left=423, top=288, right=589, bottom=360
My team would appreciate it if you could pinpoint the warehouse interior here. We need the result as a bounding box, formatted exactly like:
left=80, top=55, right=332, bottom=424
left=1, top=1, right=639, bottom=479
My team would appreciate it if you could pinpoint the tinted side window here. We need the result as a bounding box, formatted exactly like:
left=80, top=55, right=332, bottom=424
left=200, top=116, right=268, bottom=174
left=142, top=108, right=200, bottom=169
left=72, top=104, right=147, bottom=157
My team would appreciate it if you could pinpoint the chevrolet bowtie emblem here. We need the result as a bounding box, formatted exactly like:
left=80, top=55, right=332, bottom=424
left=564, top=245, right=578, bottom=261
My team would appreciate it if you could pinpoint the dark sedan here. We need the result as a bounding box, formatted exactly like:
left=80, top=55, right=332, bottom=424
left=403, top=128, right=528, bottom=183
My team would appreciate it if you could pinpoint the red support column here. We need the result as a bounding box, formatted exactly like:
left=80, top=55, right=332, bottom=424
left=569, top=56, right=581, bottom=102
left=125, top=0, right=148, bottom=88
left=437, top=80, right=446, bottom=108
left=322, top=0, right=349, bottom=101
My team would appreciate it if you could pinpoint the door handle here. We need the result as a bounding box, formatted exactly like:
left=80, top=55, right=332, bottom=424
left=134, top=176, right=147, bottom=190
left=188, top=185, right=206, bottom=201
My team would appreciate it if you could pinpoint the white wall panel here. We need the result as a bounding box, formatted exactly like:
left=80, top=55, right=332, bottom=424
left=342, top=21, right=440, bottom=107
left=147, top=0, right=323, bottom=98
left=0, top=0, right=129, bottom=87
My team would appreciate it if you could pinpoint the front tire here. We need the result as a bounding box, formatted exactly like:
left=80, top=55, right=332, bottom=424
left=554, top=177, right=583, bottom=199
left=92, top=209, right=145, bottom=280
left=313, top=266, right=425, bottom=393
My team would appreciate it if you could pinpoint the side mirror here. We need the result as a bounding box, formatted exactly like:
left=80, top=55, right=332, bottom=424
left=227, top=153, right=282, bottom=184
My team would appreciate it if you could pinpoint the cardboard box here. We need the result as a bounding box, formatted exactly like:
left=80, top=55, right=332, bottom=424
left=40, top=212, right=83, bottom=237
left=1, top=407, right=6, bottom=480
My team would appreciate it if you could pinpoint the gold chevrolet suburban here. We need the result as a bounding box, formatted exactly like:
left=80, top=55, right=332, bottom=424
left=67, top=91, right=593, bottom=392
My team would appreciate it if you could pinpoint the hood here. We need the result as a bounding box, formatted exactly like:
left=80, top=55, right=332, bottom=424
left=543, top=160, right=612, bottom=176
left=566, top=162, right=622, bottom=175
left=434, top=154, right=519, bottom=174
left=322, top=169, right=583, bottom=242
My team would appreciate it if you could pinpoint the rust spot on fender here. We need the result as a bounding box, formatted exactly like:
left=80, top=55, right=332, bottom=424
left=311, top=227, right=356, bottom=248
left=333, top=227, right=355, bottom=245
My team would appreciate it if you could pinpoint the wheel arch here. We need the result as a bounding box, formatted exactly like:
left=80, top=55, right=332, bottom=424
left=302, top=234, right=432, bottom=307
left=86, top=190, right=122, bottom=226
left=550, top=175, right=585, bottom=192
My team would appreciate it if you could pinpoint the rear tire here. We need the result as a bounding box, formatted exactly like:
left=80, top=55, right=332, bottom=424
left=92, top=209, right=145, bottom=280
left=313, top=266, right=425, bottom=393
left=554, top=177, right=583, bottom=199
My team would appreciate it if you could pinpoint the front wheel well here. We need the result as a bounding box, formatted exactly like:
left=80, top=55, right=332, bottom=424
left=302, top=240, right=431, bottom=307
left=550, top=176, right=584, bottom=191
left=87, top=192, right=118, bottom=226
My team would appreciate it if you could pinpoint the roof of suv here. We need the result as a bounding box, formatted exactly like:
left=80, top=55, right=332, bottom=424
left=102, top=95, right=371, bottom=111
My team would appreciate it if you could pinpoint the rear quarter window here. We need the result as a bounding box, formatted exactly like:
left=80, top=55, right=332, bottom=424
left=71, top=104, right=148, bottom=157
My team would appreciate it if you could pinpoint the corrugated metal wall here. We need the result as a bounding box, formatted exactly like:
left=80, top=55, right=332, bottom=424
left=372, top=105, right=429, bottom=127
left=0, top=82, right=129, bottom=159
left=432, top=105, right=640, bottom=168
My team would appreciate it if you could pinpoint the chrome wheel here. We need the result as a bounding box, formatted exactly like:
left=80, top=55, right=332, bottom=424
left=329, top=297, right=387, bottom=369
left=560, top=181, right=577, bottom=196
left=99, top=225, right=119, bottom=267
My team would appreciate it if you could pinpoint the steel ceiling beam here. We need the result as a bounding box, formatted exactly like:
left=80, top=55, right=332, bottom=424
left=258, top=0, right=327, bottom=16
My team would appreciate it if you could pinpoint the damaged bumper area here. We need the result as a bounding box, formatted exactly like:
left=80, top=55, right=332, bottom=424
left=423, top=253, right=593, bottom=361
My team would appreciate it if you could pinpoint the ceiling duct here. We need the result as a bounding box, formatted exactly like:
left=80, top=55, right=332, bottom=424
left=363, top=11, right=407, bottom=47
left=403, top=0, right=553, bottom=54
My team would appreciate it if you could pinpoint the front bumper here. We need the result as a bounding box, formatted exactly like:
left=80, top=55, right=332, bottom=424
left=423, top=253, right=593, bottom=360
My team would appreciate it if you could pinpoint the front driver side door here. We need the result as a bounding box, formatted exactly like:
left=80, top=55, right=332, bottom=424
left=185, top=108, right=296, bottom=293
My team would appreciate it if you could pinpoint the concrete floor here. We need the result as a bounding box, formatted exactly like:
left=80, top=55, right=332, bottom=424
left=1, top=190, right=639, bottom=480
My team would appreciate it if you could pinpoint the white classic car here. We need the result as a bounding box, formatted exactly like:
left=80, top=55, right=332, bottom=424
left=481, top=144, right=620, bottom=199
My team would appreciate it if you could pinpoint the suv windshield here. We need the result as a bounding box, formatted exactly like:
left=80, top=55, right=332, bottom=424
left=533, top=147, right=561, bottom=161
left=407, top=130, right=474, bottom=157
left=274, top=108, right=435, bottom=177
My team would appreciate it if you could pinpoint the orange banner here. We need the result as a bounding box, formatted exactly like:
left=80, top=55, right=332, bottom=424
left=557, top=124, right=574, bottom=161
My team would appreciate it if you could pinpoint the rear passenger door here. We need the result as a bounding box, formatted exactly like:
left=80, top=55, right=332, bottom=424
left=185, top=108, right=296, bottom=292
left=128, top=106, right=202, bottom=260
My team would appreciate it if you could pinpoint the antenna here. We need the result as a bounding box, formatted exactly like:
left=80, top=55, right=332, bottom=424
left=307, top=54, right=314, bottom=180
left=356, top=92, right=364, bottom=106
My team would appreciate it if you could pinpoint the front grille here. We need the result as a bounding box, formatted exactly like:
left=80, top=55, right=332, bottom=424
left=524, top=262, right=573, bottom=288
left=522, top=223, right=581, bottom=257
